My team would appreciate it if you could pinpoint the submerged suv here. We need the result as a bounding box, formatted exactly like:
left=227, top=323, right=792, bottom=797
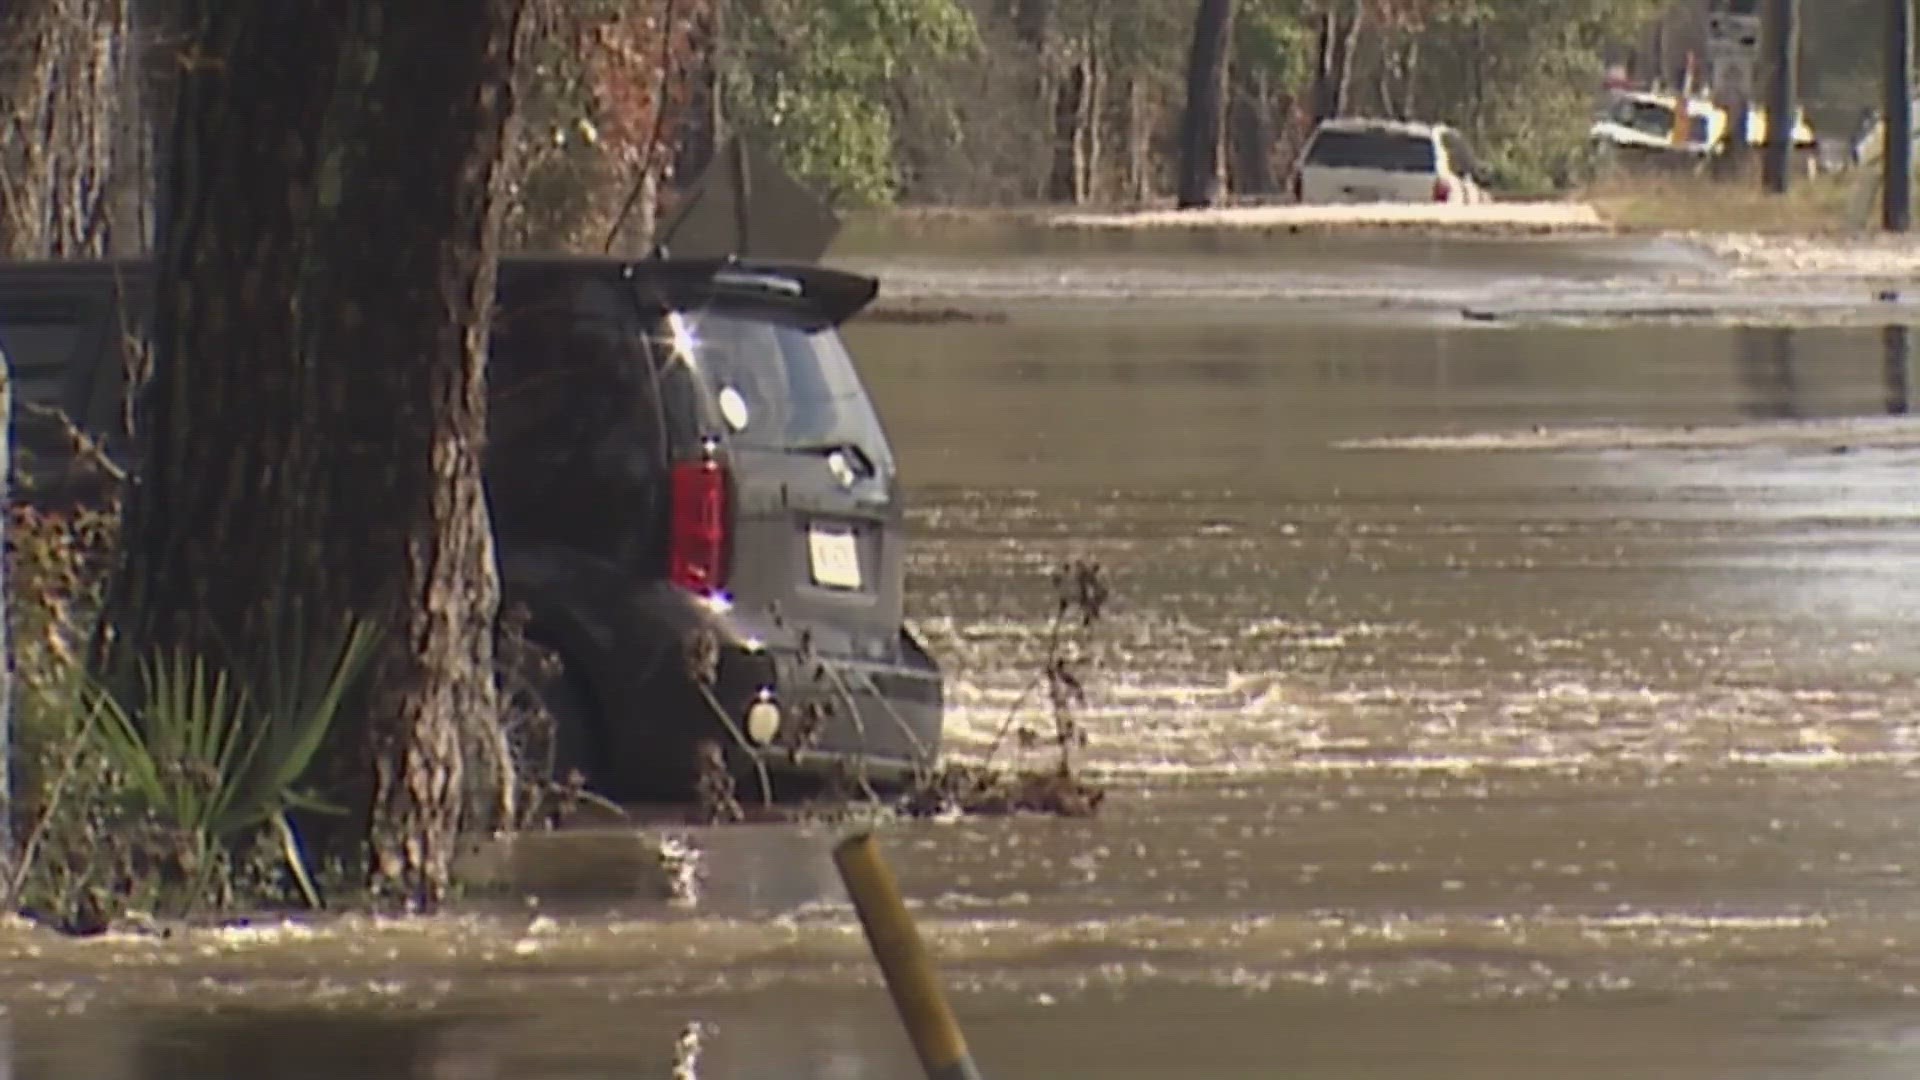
left=0, top=257, right=945, bottom=802
left=1294, top=117, right=1489, bottom=206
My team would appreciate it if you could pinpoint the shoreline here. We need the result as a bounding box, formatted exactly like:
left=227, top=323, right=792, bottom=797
left=837, top=173, right=1906, bottom=248
left=840, top=200, right=1616, bottom=240
left=826, top=198, right=1920, bottom=326
left=1043, top=200, right=1610, bottom=235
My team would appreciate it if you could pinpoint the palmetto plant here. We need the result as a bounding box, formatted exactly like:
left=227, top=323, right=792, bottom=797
left=85, top=619, right=380, bottom=915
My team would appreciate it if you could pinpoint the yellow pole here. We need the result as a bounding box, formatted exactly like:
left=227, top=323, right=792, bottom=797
left=832, top=831, right=986, bottom=1080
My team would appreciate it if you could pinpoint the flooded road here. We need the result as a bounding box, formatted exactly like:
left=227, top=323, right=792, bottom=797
left=11, top=234, right=1920, bottom=1077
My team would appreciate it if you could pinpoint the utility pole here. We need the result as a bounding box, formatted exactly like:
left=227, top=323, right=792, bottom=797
left=1888, top=0, right=1913, bottom=232
left=1761, top=0, right=1797, bottom=193
left=1706, top=0, right=1762, bottom=182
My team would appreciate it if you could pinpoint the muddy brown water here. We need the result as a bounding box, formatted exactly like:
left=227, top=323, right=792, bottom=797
left=11, top=234, right=1920, bottom=1077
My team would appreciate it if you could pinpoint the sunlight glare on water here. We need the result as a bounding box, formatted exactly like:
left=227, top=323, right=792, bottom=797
left=11, top=237, right=1920, bottom=1078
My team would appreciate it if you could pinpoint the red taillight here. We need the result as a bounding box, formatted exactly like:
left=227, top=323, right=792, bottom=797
left=669, top=458, right=728, bottom=594
left=1433, top=178, right=1452, bottom=202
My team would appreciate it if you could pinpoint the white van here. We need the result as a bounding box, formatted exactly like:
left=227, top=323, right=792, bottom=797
left=1294, top=118, right=1490, bottom=205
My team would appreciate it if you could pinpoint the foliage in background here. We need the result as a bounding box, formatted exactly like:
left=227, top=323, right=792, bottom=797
left=731, top=0, right=1677, bottom=206
left=717, top=0, right=980, bottom=206
left=1402, top=0, right=1666, bottom=194
left=505, top=0, right=709, bottom=251
left=3, top=0, right=1827, bottom=234
left=1795, top=0, right=1888, bottom=128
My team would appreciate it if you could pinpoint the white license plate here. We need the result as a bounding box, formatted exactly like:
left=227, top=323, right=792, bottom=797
left=807, top=527, right=863, bottom=590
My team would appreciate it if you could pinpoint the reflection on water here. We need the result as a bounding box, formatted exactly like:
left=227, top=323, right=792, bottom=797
left=125, top=1013, right=471, bottom=1080
left=12, top=246, right=1920, bottom=1076
left=12, top=997, right=1920, bottom=1079
left=1886, top=325, right=1913, bottom=416
left=1735, top=325, right=1802, bottom=420
left=1735, top=323, right=1920, bottom=420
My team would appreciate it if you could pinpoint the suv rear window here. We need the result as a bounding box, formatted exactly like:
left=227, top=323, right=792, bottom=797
left=674, top=308, right=895, bottom=476
left=1306, top=129, right=1437, bottom=172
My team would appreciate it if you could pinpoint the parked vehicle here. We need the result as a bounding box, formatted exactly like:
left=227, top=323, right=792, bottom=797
left=1591, top=87, right=1818, bottom=174
left=1590, top=89, right=1719, bottom=157
left=0, top=256, right=946, bottom=803
left=1293, top=118, right=1490, bottom=206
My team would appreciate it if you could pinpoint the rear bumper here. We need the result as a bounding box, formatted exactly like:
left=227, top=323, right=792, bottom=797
left=504, top=561, right=948, bottom=800
left=709, top=632, right=946, bottom=784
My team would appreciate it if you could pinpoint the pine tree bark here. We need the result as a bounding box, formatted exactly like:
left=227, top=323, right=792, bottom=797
left=0, top=0, right=129, bottom=258
left=97, top=0, right=524, bottom=908
left=1176, top=0, right=1235, bottom=209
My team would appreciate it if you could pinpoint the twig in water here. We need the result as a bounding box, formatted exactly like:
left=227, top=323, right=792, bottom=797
left=905, top=560, right=1111, bottom=819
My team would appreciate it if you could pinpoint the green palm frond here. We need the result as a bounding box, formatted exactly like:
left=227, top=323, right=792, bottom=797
left=83, top=616, right=382, bottom=913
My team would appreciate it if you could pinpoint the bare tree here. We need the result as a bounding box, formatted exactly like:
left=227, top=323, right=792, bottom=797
left=1310, top=0, right=1364, bottom=123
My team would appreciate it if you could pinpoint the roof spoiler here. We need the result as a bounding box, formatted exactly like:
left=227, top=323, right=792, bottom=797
left=0, top=256, right=883, bottom=329
left=691, top=260, right=878, bottom=326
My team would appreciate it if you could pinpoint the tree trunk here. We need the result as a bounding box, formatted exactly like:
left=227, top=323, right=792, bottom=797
left=0, top=0, right=130, bottom=259
left=1049, top=49, right=1089, bottom=203
left=97, top=0, right=524, bottom=909
left=1125, top=74, right=1152, bottom=205
left=1215, top=46, right=1232, bottom=198
left=1332, top=0, right=1364, bottom=118
left=0, top=351, right=10, bottom=872
left=1082, top=37, right=1103, bottom=204
left=1046, top=43, right=1103, bottom=206
left=1310, top=1, right=1365, bottom=123
left=1373, top=36, right=1419, bottom=120
left=1176, top=0, right=1234, bottom=209
left=1230, top=69, right=1275, bottom=197
left=1401, top=38, right=1420, bottom=120
left=1377, top=45, right=1396, bottom=118
left=1008, top=0, right=1056, bottom=202
left=1311, top=11, right=1338, bottom=121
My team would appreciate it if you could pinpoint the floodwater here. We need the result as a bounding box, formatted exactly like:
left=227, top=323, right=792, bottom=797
left=12, top=231, right=1920, bottom=1077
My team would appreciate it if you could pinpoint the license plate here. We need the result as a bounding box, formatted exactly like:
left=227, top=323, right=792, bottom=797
left=807, top=527, right=863, bottom=590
